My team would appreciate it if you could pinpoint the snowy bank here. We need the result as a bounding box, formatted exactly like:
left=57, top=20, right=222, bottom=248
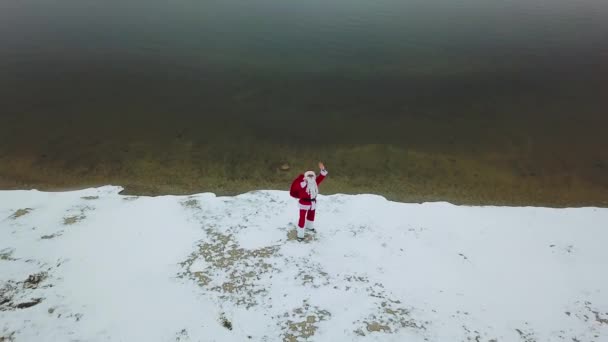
left=1, top=186, right=607, bottom=341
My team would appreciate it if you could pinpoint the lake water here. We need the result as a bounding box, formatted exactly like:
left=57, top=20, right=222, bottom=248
left=1, top=0, right=607, bottom=205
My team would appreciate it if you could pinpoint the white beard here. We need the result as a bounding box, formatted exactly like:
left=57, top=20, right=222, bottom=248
left=306, top=177, right=318, bottom=199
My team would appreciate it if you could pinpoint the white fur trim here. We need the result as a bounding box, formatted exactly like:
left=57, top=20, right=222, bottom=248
left=300, top=181, right=307, bottom=188
left=320, top=169, right=328, bottom=176
left=304, top=171, right=315, bottom=177
left=299, top=202, right=317, bottom=210
left=305, top=220, right=315, bottom=230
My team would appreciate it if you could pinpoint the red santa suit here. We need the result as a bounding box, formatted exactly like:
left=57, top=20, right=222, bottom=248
left=296, top=169, right=328, bottom=234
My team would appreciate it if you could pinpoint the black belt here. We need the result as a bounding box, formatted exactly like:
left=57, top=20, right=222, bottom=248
left=302, top=198, right=317, bottom=202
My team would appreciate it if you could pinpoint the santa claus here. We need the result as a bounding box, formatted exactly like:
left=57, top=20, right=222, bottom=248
left=291, top=162, right=329, bottom=241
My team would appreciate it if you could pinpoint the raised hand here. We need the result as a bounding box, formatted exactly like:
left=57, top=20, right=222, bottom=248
left=318, top=162, right=325, bottom=170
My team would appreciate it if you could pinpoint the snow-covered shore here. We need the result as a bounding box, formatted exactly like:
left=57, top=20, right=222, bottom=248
left=1, top=186, right=607, bottom=341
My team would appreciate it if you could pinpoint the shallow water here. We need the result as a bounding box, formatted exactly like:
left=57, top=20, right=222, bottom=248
left=1, top=0, right=607, bottom=205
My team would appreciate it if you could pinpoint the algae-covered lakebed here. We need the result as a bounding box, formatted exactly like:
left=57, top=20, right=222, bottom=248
left=1, top=110, right=607, bottom=207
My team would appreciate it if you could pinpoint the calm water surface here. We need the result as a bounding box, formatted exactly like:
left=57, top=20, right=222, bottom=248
left=1, top=0, right=607, bottom=204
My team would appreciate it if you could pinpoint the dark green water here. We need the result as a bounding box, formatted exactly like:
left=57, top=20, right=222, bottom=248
left=1, top=0, right=607, bottom=205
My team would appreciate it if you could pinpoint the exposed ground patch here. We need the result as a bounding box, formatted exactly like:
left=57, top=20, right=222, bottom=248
left=40, top=232, right=63, bottom=240
left=292, top=260, right=330, bottom=288
left=8, top=208, right=32, bottom=220
left=453, top=311, right=498, bottom=342
left=175, top=328, right=189, bottom=341
left=219, top=313, right=233, bottom=330
left=180, top=198, right=201, bottom=210
left=278, top=300, right=331, bottom=342
left=561, top=300, right=608, bottom=340
left=0, top=248, right=16, bottom=261
left=514, top=325, right=536, bottom=342
left=180, top=228, right=279, bottom=308
left=63, top=205, right=94, bottom=225
left=0, top=272, right=48, bottom=311
left=0, top=330, right=16, bottom=342
left=353, top=284, right=428, bottom=337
